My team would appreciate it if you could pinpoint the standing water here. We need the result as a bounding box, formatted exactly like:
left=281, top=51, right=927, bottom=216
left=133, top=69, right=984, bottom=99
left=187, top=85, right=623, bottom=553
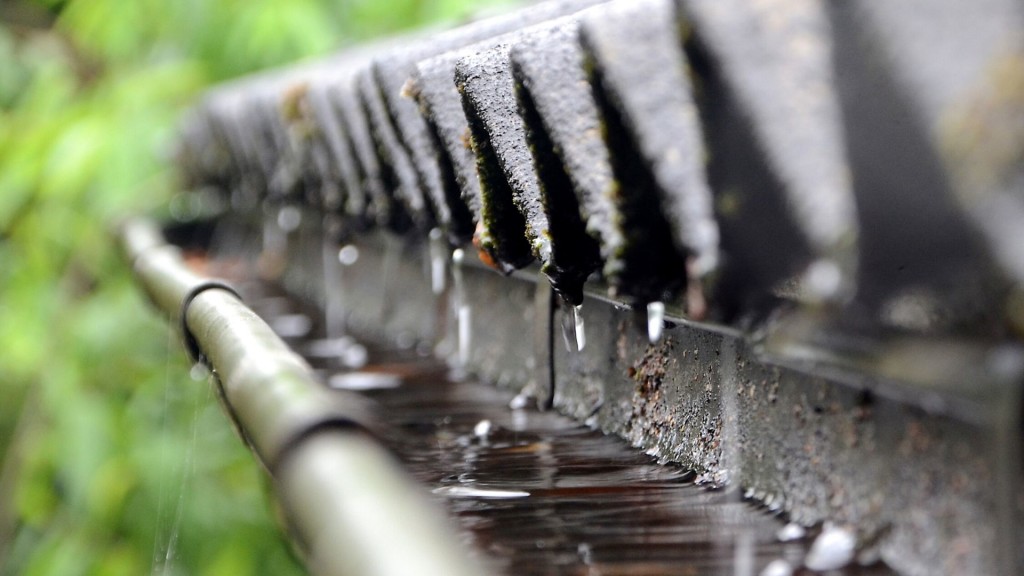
left=247, top=284, right=895, bottom=576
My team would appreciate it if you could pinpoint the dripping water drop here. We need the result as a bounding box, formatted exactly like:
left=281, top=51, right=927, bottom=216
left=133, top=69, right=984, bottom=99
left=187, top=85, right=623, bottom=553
left=277, top=205, right=302, bottom=232
left=804, top=524, right=856, bottom=571
left=270, top=313, right=312, bottom=338
left=451, top=248, right=471, bottom=368
left=262, top=206, right=285, bottom=255
left=338, top=245, right=359, bottom=266
left=473, top=419, right=492, bottom=439
left=760, top=559, right=793, bottom=576
left=458, top=304, right=472, bottom=368
left=647, top=301, right=665, bottom=344
left=189, top=362, right=209, bottom=382
left=560, top=299, right=585, bottom=353
left=321, top=233, right=345, bottom=341
left=734, top=530, right=755, bottom=576
left=776, top=522, right=806, bottom=542
left=805, top=259, right=842, bottom=301
left=560, top=310, right=575, bottom=352
left=341, top=343, right=368, bottom=369
left=573, top=304, right=586, bottom=351
left=577, top=543, right=593, bottom=565
left=428, top=228, right=448, bottom=296
left=509, top=391, right=531, bottom=410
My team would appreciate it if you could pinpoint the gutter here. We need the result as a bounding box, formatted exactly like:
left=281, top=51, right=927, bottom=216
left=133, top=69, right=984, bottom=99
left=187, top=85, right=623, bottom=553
left=119, top=218, right=481, bottom=576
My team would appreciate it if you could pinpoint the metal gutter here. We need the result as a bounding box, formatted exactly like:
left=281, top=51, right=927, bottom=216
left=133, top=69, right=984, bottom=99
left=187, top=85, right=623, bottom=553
left=273, top=222, right=1023, bottom=576
left=119, top=218, right=482, bottom=576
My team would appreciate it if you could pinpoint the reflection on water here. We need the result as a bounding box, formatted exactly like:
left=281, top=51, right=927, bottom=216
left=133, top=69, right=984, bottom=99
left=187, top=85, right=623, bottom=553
left=330, top=362, right=891, bottom=576
left=433, top=486, right=532, bottom=499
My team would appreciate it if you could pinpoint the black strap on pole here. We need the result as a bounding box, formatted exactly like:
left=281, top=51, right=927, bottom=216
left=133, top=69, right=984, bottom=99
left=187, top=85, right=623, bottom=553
left=179, top=280, right=243, bottom=366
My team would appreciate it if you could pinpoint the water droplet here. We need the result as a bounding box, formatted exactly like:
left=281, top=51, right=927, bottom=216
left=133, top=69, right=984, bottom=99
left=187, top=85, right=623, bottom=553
left=560, top=302, right=586, bottom=352
left=511, top=409, right=529, bottom=431
left=263, top=209, right=286, bottom=254
left=341, top=343, right=368, bottom=369
left=804, top=524, right=856, bottom=571
left=305, top=336, right=355, bottom=359
left=431, top=486, right=530, bottom=499
left=805, top=259, right=842, bottom=300
left=189, top=363, right=210, bottom=381
left=321, top=235, right=345, bottom=341
left=428, top=228, right=448, bottom=296
left=457, top=304, right=472, bottom=367
left=734, top=530, right=755, bottom=576
left=760, top=559, right=793, bottom=576
left=473, top=419, right=492, bottom=438
left=509, top=392, right=530, bottom=410
left=271, top=313, right=312, bottom=338
left=647, top=301, right=665, bottom=344
left=776, top=523, right=805, bottom=542
left=577, top=542, right=593, bottom=564
left=277, top=205, right=302, bottom=232
left=337, top=245, right=359, bottom=266
left=560, top=310, right=576, bottom=352
left=328, top=371, right=401, bottom=391
left=451, top=248, right=471, bottom=368
left=573, top=305, right=586, bottom=351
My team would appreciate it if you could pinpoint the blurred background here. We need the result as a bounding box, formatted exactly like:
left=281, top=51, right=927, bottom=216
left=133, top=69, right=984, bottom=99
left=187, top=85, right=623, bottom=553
left=0, top=0, right=505, bottom=573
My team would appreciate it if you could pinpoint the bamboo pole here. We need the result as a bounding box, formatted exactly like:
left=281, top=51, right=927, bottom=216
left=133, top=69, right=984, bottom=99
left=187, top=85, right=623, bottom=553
left=120, top=218, right=481, bottom=576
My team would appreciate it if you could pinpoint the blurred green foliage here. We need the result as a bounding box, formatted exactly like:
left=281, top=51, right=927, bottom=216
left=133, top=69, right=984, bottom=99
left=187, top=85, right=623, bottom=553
left=0, top=0, right=504, bottom=574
